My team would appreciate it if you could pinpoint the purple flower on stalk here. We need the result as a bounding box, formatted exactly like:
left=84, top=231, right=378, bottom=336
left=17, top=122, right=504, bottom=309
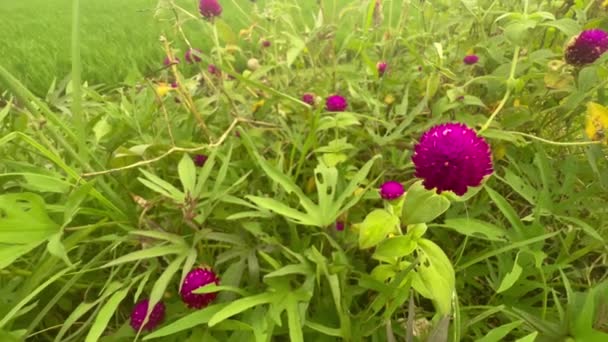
left=180, top=267, right=220, bottom=309
left=377, top=61, right=387, bottom=76
left=325, top=95, right=348, bottom=112
left=302, top=93, right=315, bottom=106
left=379, top=181, right=404, bottom=200
left=565, top=29, right=608, bottom=66
left=193, top=154, right=208, bottom=167
left=463, top=54, right=479, bottom=65
left=164, top=56, right=180, bottom=66
left=412, top=123, right=493, bottom=196
left=335, top=221, right=345, bottom=231
left=185, top=48, right=203, bottom=63
left=199, top=0, right=222, bottom=18
left=129, top=299, right=165, bottom=331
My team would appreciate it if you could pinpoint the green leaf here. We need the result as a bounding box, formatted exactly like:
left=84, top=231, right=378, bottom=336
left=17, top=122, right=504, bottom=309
left=285, top=294, right=304, bottom=342
left=515, top=331, right=538, bottom=342
left=85, top=285, right=130, bottom=342
left=403, top=181, right=450, bottom=225
left=504, top=20, right=536, bottom=45
left=208, top=292, right=275, bottom=327
left=143, top=303, right=228, bottom=340
left=485, top=186, right=525, bottom=238
left=373, top=235, right=417, bottom=261
left=414, top=239, right=455, bottom=316
left=0, top=193, right=60, bottom=244
left=246, top=196, right=317, bottom=226
left=317, top=113, right=360, bottom=131
left=358, top=209, right=400, bottom=249
left=541, top=18, right=580, bottom=37
left=433, top=218, right=507, bottom=241
left=476, top=320, right=523, bottom=342
left=22, top=173, right=71, bottom=193
left=192, top=284, right=249, bottom=297
left=304, top=320, right=342, bottom=337
left=64, top=181, right=94, bottom=225
left=102, top=245, right=186, bottom=268
left=264, top=264, right=312, bottom=278
left=148, top=255, right=186, bottom=324
left=178, top=153, right=197, bottom=194
left=139, top=169, right=185, bottom=202
left=285, top=33, right=306, bottom=67
left=496, top=252, right=523, bottom=293
left=0, top=242, right=41, bottom=270
left=46, top=232, right=72, bottom=266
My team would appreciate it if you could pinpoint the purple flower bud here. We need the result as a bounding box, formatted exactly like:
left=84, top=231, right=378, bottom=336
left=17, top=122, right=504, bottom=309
left=207, top=64, right=220, bottom=76
left=129, top=299, right=165, bottom=331
left=199, top=0, right=222, bottom=18
left=463, top=54, right=479, bottom=65
left=565, top=29, right=608, bottom=66
left=180, top=267, right=220, bottom=309
left=170, top=82, right=179, bottom=89
left=379, top=181, right=405, bottom=200
left=164, top=57, right=181, bottom=66
left=377, top=61, right=387, bottom=76
left=262, top=40, right=271, bottom=48
left=412, top=123, right=493, bottom=196
left=193, top=154, right=208, bottom=167
left=335, top=220, right=345, bottom=231
left=325, top=95, right=348, bottom=112
left=185, top=48, right=203, bottom=63
left=302, top=93, right=315, bottom=106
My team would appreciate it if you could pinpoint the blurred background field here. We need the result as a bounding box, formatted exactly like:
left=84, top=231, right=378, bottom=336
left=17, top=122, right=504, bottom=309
left=0, top=0, right=381, bottom=95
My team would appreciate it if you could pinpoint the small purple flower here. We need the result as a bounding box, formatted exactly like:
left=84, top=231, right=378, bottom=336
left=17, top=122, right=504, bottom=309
left=377, top=61, right=387, bottom=76
left=262, top=40, right=271, bottom=48
left=164, top=56, right=181, bottom=66
left=129, top=299, right=165, bottom=331
left=335, top=220, right=345, bottom=231
left=170, top=82, right=179, bottom=89
left=180, top=267, right=220, bottom=309
left=199, top=0, right=222, bottom=18
left=325, top=95, right=348, bottom=112
left=193, top=154, right=208, bottom=167
left=412, top=123, right=493, bottom=196
left=565, top=29, right=608, bottom=66
left=463, top=54, right=479, bottom=65
left=302, top=93, right=315, bottom=106
left=379, top=181, right=405, bottom=200
left=185, top=48, right=203, bottom=63
left=208, top=64, right=220, bottom=76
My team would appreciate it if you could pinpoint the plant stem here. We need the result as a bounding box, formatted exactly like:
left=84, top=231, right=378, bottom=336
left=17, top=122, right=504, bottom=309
left=506, top=131, right=602, bottom=146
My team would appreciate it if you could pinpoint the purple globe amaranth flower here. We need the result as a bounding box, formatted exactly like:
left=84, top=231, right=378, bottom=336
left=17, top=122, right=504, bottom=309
left=565, top=29, right=608, bottom=66
left=379, top=181, right=405, bottom=200
left=185, top=48, right=203, bottom=63
left=377, top=61, right=388, bottom=76
left=262, top=40, right=271, bottom=48
left=463, top=54, right=479, bottom=65
left=335, top=220, right=345, bottom=231
left=193, top=154, right=208, bottom=167
left=325, top=95, right=348, bottom=112
left=130, top=299, right=165, bottom=331
left=412, top=123, right=493, bottom=196
left=208, top=64, right=220, bottom=76
left=164, top=56, right=181, bottom=66
left=302, top=93, right=315, bottom=106
left=180, top=267, right=220, bottom=309
left=199, top=0, right=222, bottom=18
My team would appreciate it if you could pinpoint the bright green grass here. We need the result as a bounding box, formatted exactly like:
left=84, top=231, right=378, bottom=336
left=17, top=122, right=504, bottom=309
left=0, top=0, right=365, bottom=95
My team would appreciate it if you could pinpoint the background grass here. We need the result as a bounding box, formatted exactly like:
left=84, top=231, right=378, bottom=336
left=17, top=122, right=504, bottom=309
left=0, top=0, right=369, bottom=95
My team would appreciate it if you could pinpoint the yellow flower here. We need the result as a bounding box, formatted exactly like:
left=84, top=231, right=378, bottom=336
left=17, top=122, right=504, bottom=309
left=603, top=0, right=608, bottom=9
left=353, top=187, right=365, bottom=196
left=155, top=82, right=172, bottom=97
left=384, top=94, right=395, bottom=105
left=585, top=102, right=608, bottom=144
left=252, top=99, right=265, bottom=113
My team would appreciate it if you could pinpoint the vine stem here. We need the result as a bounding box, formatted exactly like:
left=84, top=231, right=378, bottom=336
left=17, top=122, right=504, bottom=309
left=506, top=131, right=602, bottom=146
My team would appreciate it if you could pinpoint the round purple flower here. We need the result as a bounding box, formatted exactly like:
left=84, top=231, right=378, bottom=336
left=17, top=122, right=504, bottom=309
left=565, top=29, right=608, bottom=66
left=199, top=0, right=222, bottom=18
left=335, top=220, right=345, bottom=231
left=412, top=123, right=493, bottom=196
left=129, top=299, right=165, bottom=331
left=185, top=48, right=203, bottom=63
left=377, top=61, right=387, bottom=76
left=463, top=54, right=479, bottom=65
left=302, top=93, right=315, bottom=106
left=379, top=181, right=405, bottom=200
left=262, top=40, right=271, bottom=48
left=325, top=95, right=348, bottom=112
left=193, top=154, right=208, bottom=167
left=164, top=56, right=180, bottom=66
left=180, top=267, right=220, bottom=309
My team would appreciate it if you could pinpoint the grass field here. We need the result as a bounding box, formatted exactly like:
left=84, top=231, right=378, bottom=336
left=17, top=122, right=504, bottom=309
left=0, top=0, right=369, bottom=95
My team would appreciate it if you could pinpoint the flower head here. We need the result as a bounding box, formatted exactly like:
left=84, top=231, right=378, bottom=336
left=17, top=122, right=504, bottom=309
left=208, top=64, right=220, bottom=76
left=262, top=40, right=271, bottom=48
left=130, top=299, right=165, bottom=331
left=379, top=181, right=405, bottom=200
left=199, top=0, right=222, bottom=18
left=325, top=95, right=348, bottom=112
left=412, top=123, right=493, bottom=196
left=180, top=267, right=220, bottom=309
left=193, top=154, right=208, bottom=167
left=565, top=29, right=608, bottom=66
left=335, top=220, right=345, bottom=231
left=164, top=56, right=180, bottom=66
left=377, top=61, right=387, bottom=76
left=302, top=93, right=315, bottom=106
left=463, top=54, right=479, bottom=65
left=185, top=48, right=203, bottom=63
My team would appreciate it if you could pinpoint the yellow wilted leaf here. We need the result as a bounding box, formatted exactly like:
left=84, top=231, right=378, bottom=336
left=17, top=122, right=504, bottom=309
left=384, top=94, right=395, bottom=105
left=585, top=102, right=608, bottom=144
left=305, top=176, right=316, bottom=194
left=493, top=144, right=506, bottom=161
left=252, top=99, right=265, bottom=113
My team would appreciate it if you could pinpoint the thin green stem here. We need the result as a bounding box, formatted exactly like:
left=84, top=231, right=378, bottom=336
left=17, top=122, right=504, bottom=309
left=506, top=131, right=602, bottom=146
